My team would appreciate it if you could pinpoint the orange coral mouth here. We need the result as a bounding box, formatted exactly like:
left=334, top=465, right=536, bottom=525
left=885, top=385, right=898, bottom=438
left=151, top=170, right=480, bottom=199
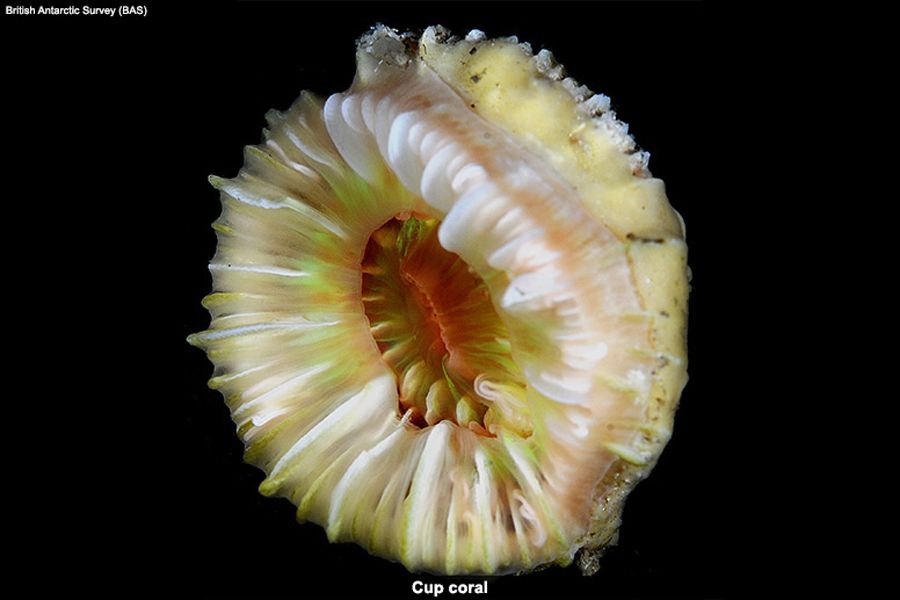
left=361, top=215, right=506, bottom=434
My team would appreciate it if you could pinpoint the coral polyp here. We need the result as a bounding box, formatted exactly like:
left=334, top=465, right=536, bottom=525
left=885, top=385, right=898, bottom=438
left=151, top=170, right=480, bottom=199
left=189, top=24, right=689, bottom=575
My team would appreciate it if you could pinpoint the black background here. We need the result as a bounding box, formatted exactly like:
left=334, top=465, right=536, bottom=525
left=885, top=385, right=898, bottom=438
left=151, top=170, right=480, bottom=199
left=5, top=1, right=759, bottom=597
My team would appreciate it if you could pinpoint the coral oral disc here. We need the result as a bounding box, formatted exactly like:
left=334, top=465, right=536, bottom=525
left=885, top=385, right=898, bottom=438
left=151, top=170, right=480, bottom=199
left=362, top=215, right=519, bottom=434
left=189, top=24, right=689, bottom=576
